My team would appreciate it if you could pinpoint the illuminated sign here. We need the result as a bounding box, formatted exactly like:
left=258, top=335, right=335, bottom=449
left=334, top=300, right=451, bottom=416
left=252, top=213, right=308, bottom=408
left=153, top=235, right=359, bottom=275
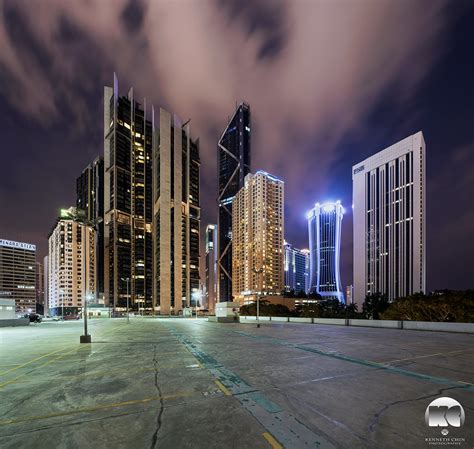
left=353, top=165, right=365, bottom=175
left=0, top=239, right=36, bottom=251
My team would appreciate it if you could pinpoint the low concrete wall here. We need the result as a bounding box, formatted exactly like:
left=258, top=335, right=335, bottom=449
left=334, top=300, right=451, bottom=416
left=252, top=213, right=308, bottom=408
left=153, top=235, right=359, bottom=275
left=238, top=316, right=474, bottom=333
left=349, top=319, right=401, bottom=329
left=313, top=318, right=347, bottom=326
left=271, top=316, right=289, bottom=322
left=0, top=318, right=30, bottom=327
left=289, top=317, right=313, bottom=323
left=403, top=321, right=474, bottom=333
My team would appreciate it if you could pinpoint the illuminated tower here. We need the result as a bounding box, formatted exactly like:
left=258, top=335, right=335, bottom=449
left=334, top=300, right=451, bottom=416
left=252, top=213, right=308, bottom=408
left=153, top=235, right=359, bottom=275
left=217, top=103, right=251, bottom=303
left=232, top=171, right=284, bottom=301
left=205, top=224, right=218, bottom=313
left=307, top=201, right=344, bottom=302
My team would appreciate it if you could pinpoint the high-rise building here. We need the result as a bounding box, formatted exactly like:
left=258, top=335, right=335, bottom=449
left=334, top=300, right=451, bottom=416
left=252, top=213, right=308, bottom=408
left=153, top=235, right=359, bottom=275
left=205, top=224, right=218, bottom=313
left=217, top=102, right=251, bottom=303
left=77, top=156, right=104, bottom=299
left=232, top=171, right=284, bottom=301
left=352, top=131, right=426, bottom=305
left=104, top=75, right=153, bottom=313
left=0, top=239, right=36, bottom=313
left=152, top=109, right=200, bottom=315
left=43, top=255, right=49, bottom=315
left=48, top=209, right=96, bottom=316
left=284, top=242, right=310, bottom=294
left=35, top=261, right=44, bottom=306
left=307, top=201, right=344, bottom=302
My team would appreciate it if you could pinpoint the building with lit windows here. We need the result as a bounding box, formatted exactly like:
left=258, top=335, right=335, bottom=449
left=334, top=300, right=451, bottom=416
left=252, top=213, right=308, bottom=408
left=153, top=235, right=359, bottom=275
left=0, top=239, right=36, bottom=313
left=77, top=156, right=104, bottom=299
left=352, top=131, right=426, bottom=305
left=35, top=261, right=44, bottom=307
left=152, top=108, right=200, bottom=315
left=284, top=242, right=309, bottom=294
left=104, top=75, right=200, bottom=315
left=48, top=210, right=96, bottom=316
left=205, top=224, right=218, bottom=313
left=307, top=201, right=344, bottom=302
left=232, top=171, right=284, bottom=301
left=217, top=103, right=251, bottom=303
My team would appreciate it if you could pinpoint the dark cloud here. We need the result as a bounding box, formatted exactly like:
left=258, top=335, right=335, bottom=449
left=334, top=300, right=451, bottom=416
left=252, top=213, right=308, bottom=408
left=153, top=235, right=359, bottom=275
left=0, top=0, right=473, bottom=291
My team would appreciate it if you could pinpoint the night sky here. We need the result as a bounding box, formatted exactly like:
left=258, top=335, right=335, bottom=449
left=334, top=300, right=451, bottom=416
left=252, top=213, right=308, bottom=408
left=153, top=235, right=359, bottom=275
left=1, top=0, right=473, bottom=292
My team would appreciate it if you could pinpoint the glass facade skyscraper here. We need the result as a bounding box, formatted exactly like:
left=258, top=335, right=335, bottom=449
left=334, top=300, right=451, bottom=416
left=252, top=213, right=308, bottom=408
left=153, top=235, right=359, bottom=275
left=284, top=242, right=309, bottom=294
left=205, top=224, right=218, bottom=313
left=217, top=102, right=251, bottom=302
left=307, top=201, right=344, bottom=302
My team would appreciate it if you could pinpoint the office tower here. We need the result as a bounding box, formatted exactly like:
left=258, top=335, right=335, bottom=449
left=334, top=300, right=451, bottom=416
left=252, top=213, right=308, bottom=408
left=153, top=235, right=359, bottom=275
left=205, top=224, right=218, bottom=313
left=307, top=201, right=344, bottom=302
left=217, top=102, right=251, bottom=303
left=48, top=209, right=96, bottom=316
left=352, top=131, right=426, bottom=305
left=35, top=261, right=44, bottom=306
left=48, top=209, right=96, bottom=315
left=0, top=239, right=36, bottom=313
left=43, top=255, right=49, bottom=315
left=152, top=109, right=200, bottom=315
left=104, top=75, right=153, bottom=313
left=77, top=156, right=104, bottom=299
left=284, top=242, right=310, bottom=294
left=232, top=171, right=284, bottom=301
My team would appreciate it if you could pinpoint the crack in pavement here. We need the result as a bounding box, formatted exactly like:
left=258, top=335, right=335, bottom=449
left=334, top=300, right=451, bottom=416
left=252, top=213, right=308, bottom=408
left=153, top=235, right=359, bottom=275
left=368, top=386, right=460, bottom=433
left=150, top=344, right=164, bottom=449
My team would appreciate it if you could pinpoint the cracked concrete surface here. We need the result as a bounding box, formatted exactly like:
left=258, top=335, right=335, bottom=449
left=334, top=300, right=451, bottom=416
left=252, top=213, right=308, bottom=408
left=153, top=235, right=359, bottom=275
left=0, top=318, right=473, bottom=448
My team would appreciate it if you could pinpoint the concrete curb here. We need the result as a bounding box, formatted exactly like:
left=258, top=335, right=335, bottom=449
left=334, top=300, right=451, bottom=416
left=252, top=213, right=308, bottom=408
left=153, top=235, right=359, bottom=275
left=238, top=316, right=474, bottom=333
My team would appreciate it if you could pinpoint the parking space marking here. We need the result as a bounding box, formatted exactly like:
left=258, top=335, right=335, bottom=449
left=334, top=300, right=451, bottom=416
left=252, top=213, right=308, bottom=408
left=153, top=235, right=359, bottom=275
left=214, top=380, right=231, bottom=396
left=263, top=432, right=283, bottom=449
left=0, top=347, right=69, bottom=377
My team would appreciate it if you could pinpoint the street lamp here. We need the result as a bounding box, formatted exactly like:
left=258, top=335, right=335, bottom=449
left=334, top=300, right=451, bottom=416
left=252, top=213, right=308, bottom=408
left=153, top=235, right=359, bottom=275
left=121, top=277, right=130, bottom=324
left=252, top=267, right=264, bottom=328
left=81, top=293, right=94, bottom=343
left=59, top=288, right=65, bottom=320
left=61, top=207, right=102, bottom=344
left=192, top=291, right=201, bottom=320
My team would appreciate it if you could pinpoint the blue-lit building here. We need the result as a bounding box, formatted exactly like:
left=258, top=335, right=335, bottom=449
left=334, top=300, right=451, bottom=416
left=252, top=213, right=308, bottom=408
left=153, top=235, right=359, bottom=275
left=284, top=242, right=309, bottom=294
left=307, top=201, right=344, bottom=302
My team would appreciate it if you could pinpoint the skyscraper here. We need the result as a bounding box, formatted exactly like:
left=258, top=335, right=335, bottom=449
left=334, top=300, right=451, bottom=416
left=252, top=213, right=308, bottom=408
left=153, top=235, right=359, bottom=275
left=352, top=131, right=426, bottom=305
left=284, top=242, right=310, bottom=294
left=104, top=75, right=200, bottom=315
left=307, top=201, right=344, bottom=302
left=48, top=210, right=96, bottom=316
left=232, top=171, right=284, bottom=301
left=217, top=102, right=251, bottom=303
left=0, top=239, right=36, bottom=313
left=152, top=109, right=200, bottom=315
left=77, top=156, right=104, bottom=299
left=205, top=224, right=218, bottom=313
left=104, top=75, right=153, bottom=313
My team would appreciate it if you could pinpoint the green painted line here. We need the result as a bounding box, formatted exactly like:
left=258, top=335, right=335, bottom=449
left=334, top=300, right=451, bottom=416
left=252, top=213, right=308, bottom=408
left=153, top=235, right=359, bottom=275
left=228, top=327, right=474, bottom=393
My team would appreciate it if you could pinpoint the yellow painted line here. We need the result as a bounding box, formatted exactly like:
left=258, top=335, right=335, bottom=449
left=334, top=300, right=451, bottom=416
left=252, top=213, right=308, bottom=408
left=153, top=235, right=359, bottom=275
left=458, top=381, right=474, bottom=386
left=263, top=432, right=283, bottom=449
left=0, top=347, right=69, bottom=377
left=0, top=391, right=197, bottom=425
left=214, top=380, right=231, bottom=396
left=0, top=349, right=77, bottom=388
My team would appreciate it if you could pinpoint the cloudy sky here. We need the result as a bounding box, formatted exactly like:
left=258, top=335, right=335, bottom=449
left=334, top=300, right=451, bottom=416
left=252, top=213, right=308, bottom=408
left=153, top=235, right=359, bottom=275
left=0, top=0, right=473, bottom=291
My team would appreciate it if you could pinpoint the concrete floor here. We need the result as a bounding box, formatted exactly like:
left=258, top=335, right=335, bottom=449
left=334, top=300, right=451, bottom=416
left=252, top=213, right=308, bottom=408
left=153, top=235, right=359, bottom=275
left=0, top=318, right=473, bottom=449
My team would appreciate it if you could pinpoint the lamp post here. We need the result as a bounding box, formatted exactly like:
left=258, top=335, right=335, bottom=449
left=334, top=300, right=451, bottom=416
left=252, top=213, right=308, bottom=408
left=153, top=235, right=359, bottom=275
left=59, top=288, right=65, bottom=320
left=121, top=277, right=130, bottom=324
left=61, top=207, right=102, bottom=344
left=252, top=267, right=264, bottom=328
left=192, top=291, right=201, bottom=320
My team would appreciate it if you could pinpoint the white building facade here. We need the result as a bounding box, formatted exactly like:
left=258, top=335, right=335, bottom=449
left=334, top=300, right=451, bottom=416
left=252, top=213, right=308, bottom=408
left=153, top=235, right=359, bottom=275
left=352, top=131, right=426, bottom=306
left=48, top=218, right=96, bottom=316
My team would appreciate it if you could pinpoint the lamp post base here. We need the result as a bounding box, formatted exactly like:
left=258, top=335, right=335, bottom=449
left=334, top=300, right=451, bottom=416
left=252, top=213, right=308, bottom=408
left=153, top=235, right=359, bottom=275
left=80, top=334, right=91, bottom=344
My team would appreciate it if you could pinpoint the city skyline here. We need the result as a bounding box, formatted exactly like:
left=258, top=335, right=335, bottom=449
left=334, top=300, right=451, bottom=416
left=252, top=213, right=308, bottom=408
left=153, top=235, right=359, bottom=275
left=1, top=1, right=474, bottom=292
